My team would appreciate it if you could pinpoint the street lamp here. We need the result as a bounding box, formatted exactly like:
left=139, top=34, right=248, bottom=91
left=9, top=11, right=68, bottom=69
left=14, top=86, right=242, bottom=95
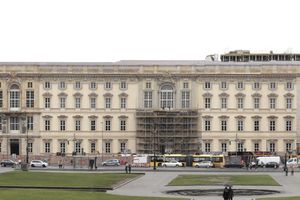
left=21, top=116, right=29, bottom=164
left=153, top=123, right=157, bottom=170
left=101, top=121, right=104, bottom=163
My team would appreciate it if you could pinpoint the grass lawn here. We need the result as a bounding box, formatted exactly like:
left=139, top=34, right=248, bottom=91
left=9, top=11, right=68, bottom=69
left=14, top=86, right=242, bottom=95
left=0, top=171, right=141, bottom=188
left=258, top=197, right=300, bottom=200
left=0, top=189, right=186, bottom=200
left=168, top=174, right=280, bottom=186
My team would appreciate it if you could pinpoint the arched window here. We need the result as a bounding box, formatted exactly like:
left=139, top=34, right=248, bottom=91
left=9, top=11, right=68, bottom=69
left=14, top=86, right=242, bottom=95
left=160, top=85, right=174, bottom=109
left=10, top=84, right=20, bottom=110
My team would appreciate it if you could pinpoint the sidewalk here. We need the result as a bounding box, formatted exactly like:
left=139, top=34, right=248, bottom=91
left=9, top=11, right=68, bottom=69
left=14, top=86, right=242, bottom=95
left=108, top=171, right=300, bottom=200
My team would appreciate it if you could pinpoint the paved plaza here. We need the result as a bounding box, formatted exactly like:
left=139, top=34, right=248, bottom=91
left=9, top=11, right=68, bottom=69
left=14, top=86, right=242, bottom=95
left=109, top=171, right=300, bottom=200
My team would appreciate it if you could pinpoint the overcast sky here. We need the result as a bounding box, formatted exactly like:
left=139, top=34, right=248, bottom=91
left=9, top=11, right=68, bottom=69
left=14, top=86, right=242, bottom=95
left=0, top=0, right=299, bottom=62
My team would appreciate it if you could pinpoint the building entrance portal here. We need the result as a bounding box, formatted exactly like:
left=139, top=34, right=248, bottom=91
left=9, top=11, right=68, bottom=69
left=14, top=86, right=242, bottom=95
left=10, top=139, right=20, bottom=155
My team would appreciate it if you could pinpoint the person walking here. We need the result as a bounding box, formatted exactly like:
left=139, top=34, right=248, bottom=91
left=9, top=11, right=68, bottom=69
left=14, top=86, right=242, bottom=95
left=128, top=163, right=132, bottom=173
left=223, top=186, right=229, bottom=200
left=228, top=186, right=234, bottom=200
left=125, top=162, right=128, bottom=173
left=291, top=166, right=294, bottom=176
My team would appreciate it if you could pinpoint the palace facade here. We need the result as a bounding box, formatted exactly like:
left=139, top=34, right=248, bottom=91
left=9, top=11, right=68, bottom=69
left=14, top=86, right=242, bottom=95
left=0, top=54, right=300, bottom=160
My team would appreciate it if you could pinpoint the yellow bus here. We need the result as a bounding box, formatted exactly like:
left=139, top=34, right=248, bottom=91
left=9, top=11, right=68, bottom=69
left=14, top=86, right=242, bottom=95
left=192, top=154, right=225, bottom=168
left=150, top=154, right=187, bottom=167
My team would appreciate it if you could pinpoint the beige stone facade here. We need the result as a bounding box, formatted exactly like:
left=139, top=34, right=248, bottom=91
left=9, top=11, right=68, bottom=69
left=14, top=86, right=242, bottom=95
left=0, top=61, right=299, bottom=161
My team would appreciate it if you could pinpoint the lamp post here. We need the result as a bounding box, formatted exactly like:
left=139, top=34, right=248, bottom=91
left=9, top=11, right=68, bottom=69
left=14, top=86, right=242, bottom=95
left=73, top=133, right=76, bottom=169
left=153, top=123, right=157, bottom=170
left=101, top=121, right=104, bottom=163
left=21, top=116, right=29, bottom=164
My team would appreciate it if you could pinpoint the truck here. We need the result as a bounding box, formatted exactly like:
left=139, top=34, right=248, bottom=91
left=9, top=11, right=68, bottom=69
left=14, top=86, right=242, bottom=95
left=287, top=157, right=300, bottom=167
left=256, top=156, right=281, bottom=167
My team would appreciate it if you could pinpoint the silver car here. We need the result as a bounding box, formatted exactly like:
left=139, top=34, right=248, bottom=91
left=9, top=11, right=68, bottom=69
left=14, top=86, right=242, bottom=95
left=102, top=159, right=120, bottom=166
left=30, top=160, right=48, bottom=167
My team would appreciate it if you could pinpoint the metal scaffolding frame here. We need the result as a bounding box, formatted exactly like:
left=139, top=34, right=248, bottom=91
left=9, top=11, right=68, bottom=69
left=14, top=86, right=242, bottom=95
left=136, top=109, right=199, bottom=155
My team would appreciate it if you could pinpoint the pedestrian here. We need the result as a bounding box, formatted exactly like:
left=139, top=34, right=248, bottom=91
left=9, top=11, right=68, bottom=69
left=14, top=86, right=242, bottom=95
left=291, top=166, right=294, bottom=176
left=223, top=186, right=229, bottom=200
left=285, top=166, right=289, bottom=176
left=128, top=163, right=132, bottom=173
left=125, top=162, right=128, bottom=173
left=228, top=186, right=234, bottom=200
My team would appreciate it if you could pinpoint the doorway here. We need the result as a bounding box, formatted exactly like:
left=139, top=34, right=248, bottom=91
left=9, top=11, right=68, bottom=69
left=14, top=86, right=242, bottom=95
left=10, top=139, right=19, bottom=155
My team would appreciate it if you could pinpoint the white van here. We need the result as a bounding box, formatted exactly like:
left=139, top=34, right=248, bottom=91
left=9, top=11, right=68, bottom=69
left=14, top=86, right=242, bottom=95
left=287, top=158, right=300, bottom=167
left=256, top=156, right=281, bottom=167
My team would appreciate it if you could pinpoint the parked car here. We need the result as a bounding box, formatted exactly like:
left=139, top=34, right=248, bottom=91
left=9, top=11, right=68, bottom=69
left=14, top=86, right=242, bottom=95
left=102, top=159, right=120, bottom=166
left=30, top=160, right=48, bottom=167
left=161, top=160, right=183, bottom=167
left=0, top=160, right=17, bottom=167
left=194, top=161, right=214, bottom=168
left=264, top=162, right=279, bottom=168
left=224, top=163, right=244, bottom=168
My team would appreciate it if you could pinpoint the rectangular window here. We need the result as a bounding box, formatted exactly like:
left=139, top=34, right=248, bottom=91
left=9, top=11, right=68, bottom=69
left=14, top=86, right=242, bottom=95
left=237, top=120, right=244, bottom=131
left=183, top=82, right=189, bottom=89
left=10, top=117, right=19, bottom=131
left=27, top=116, right=33, bottom=131
left=60, top=81, right=66, bottom=89
left=237, top=97, right=244, bottom=109
left=286, top=98, right=292, bottom=109
left=90, top=82, right=96, bottom=89
left=60, top=142, right=66, bottom=153
left=105, top=82, right=111, bottom=89
left=105, top=98, right=111, bottom=109
left=269, top=82, right=276, bottom=89
left=75, top=98, right=81, bottom=108
left=27, top=82, right=33, bottom=88
left=204, top=98, right=211, bottom=109
left=221, top=143, right=227, bottom=152
left=254, top=143, right=260, bottom=152
left=120, top=98, right=127, bottom=109
left=45, top=143, right=50, bottom=153
left=91, top=142, right=96, bottom=153
left=286, top=82, right=293, bottom=89
left=28, top=142, right=33, bottom=153
left=75, top=81, right=81, bottom=89
left=220, top=82, right=227, bottom=89
left=75, top=120, right=81, bottom=131
left=237, top=82, right=244, bottom=89
left=120, top=81, right=127, bottom=89
left=269, top=120, right=276, bottom=131
left=269, top=98, right=276, bottom=109
left=286, top=143, right=292, bottom=152
left=254, top=98, right=260, bottom=109
left=60, top=97, right=66, bottom=109
left=269, top=143, right=275, bottom=152
left=254, top=120, right=260, bottom=131
left=144, top=91, right=153, bottom=108
left=120, top=120, right=126, bottom=131
left=26, top=91, right=34, bottom=108
left=205, top=143, right=211, bottom=153
left=60, top=120, right=66, bottom=131
left=91, top=120, right=96, bottom=131
left=204, top=82, right=211, bottom=89
left=181, top=91, right=190, bottom=108
left=221, top=97, right=227, bottom=109
left=286, top=120, right=292, bottom=131
left=221, top=120, right=227, bottom=131
left=10, top=90, right=20, bottom=108
left=90, top=98, right=96, bottom=109
left=0, top=91, right=2, bottom=108
left=120, top=142, right=126, bottom=153
left=44, top=97, right=51, bottom=108
left=145, top=82, right=151, bottom=89
left=45, top=120, right=50, bottom=131
left=105, top=142, right=111, bottom=153
left=105, top=120, right=111, bottom=131
left=253, top=82, right=260, bottom=89
left=75, top=142, right=81, bottom=153
left=237, top=143, right=244, bottom=152
left=44, top=82, right=51, bottom=89
left=205, top=120, right=211, bottom=131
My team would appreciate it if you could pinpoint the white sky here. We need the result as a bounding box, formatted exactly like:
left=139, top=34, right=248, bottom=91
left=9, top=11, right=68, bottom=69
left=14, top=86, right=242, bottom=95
left=0, top=0, right=299, bottom=62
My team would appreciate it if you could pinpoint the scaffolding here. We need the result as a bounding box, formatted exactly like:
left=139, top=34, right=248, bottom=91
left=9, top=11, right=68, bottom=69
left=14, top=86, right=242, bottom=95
left=136, top=109, right=199, bottom=155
